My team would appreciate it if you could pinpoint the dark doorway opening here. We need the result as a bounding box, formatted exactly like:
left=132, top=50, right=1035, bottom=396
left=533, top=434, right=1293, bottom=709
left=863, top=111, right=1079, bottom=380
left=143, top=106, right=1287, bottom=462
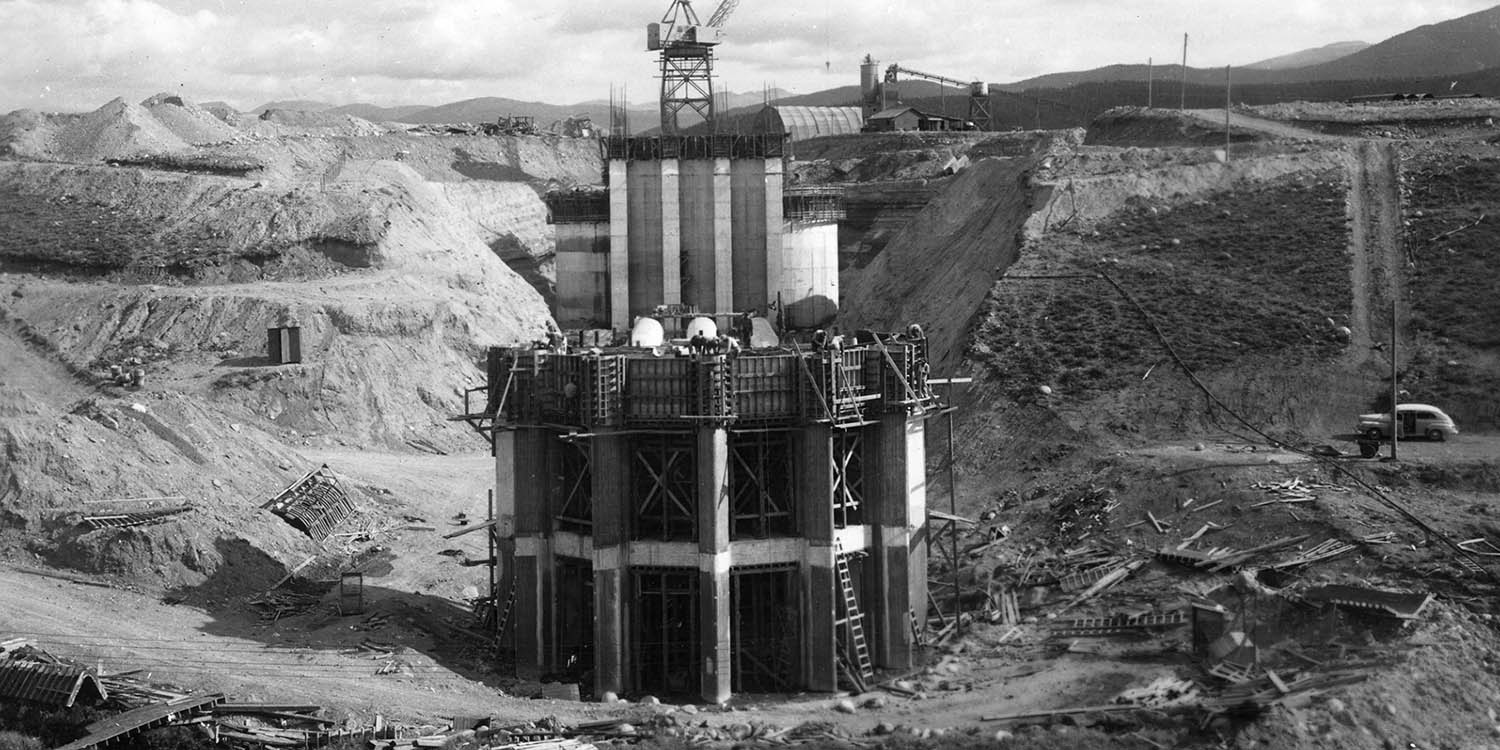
left=633, top=567, right=700, bottom=697
left=730, top=565, right=800, bottom=692
left=554, top=556, right=595, bottom=687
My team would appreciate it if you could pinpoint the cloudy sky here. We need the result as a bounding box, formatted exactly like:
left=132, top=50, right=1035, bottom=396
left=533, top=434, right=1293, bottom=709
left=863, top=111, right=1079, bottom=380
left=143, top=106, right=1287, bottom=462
left=1, top=0, right=1495, bottom=113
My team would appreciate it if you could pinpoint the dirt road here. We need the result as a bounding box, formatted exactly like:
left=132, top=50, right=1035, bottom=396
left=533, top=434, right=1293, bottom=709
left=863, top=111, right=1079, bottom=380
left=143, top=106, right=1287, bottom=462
left=1182, top=108, right=1341, bottom=142
left=1344, top=140, right=1405, bottom=364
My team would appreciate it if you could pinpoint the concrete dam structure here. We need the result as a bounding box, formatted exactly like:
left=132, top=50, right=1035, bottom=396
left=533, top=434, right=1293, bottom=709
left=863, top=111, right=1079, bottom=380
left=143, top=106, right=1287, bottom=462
left=548, top=134, right=842, bottom=331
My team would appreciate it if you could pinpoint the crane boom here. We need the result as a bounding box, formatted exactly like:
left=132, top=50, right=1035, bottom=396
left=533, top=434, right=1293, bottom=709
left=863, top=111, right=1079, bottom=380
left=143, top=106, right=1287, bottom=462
left=706, top=0, right=741, bottom=28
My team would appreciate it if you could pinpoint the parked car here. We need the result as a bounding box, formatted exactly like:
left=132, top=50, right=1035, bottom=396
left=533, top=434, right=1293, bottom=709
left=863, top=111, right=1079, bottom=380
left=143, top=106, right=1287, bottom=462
left=1356, top=404, right=1459, bottom=441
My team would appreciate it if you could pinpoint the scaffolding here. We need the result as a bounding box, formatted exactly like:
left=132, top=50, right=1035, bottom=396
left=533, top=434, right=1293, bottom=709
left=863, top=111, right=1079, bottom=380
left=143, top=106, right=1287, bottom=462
left=462, top=332, right=943, bottom=701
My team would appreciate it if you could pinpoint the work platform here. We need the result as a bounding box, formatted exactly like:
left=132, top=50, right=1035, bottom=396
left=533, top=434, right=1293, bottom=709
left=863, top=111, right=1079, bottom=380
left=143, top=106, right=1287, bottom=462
left=459, top=331, right=942, bottom=703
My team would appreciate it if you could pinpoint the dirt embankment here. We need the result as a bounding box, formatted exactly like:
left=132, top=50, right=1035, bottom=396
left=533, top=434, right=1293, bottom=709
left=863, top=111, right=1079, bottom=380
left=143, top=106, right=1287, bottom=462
left=0, top=95, right=603, bottom=595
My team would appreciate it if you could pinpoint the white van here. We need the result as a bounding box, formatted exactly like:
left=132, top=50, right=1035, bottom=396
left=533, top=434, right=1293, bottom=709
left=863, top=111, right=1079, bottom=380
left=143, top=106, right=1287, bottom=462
left=1356, top=404, right=1459, bottom=441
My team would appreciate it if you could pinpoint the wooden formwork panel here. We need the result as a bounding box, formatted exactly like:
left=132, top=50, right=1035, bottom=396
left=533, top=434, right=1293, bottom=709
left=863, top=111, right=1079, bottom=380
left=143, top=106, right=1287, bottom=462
left=626, top=357, right=697, bottom=423
left=732, top=355, right=800, bottom=422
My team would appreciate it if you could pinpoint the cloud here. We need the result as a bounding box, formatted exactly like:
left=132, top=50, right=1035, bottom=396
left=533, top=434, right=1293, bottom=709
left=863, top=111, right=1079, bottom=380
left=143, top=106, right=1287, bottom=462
left=1, top=0, right=1497, bottom=113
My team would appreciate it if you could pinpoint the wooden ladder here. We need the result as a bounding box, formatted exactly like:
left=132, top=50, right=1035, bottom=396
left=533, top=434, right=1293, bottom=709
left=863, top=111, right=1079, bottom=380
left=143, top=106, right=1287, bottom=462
left=835, top=543, right=874, bottom=680
left=494, top=579, right=518, bottom=640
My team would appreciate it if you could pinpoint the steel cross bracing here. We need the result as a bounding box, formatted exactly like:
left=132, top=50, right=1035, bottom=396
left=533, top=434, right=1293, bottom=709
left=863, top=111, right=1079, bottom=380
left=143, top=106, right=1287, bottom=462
left=729, top=432, right=794, bottom=539
left=632, top=438, right=698, bottom=541
left=831, top=431, right=865, bottom=529
left=660, top=50, right=716, bottom=133
left=555, top=440, right=593, bottom=534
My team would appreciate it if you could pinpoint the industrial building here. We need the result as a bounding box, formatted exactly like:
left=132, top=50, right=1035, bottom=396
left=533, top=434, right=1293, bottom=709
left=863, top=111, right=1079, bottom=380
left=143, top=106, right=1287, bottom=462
left=862, top=107, right=968, bottom=133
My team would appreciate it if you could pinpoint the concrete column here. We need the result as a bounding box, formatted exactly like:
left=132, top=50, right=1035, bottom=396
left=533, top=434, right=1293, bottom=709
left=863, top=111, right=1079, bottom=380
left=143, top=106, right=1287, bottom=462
left=494, top=431, right=518, bottom=539
left=803, top=546, right=838, bottom=691
left=591, top=431, right=631, bottom=699
left=513, top=428, right=548, bottom=537
left=660, top=159, right=682, bottom=306
left=763, top=157, right=786, bottom=314
left=679, top=159, right=715, bottom=310
left=493, top=431, right=519, bottom=651
left=712, top=158, right=734, bottom=314
left=796, top=425, right=837, bottom=690
left=729, top=159, right=767, bottom=313
left=607, top=160, right=631, bottom=331
left=871, top=414, right=927, bottom=669
left=628, top=160, right=664, bottom=319
left=697, top=425, right=731, bottom=704
left=512, top=428, right=552, bottom=677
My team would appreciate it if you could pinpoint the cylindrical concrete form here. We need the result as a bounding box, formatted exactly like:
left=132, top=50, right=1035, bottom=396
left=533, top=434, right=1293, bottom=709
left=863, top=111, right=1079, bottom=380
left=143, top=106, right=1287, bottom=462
left=592, top=136, right=832, bottom=329
left=777, top=221, right=839, bottom=328
left=861, top=55, right=881, bottom=119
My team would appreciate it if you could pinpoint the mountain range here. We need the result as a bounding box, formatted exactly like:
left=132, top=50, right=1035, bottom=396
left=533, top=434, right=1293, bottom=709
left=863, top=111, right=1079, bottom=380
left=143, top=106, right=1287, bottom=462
left=250, top=89, right=791, bottom=131
left=239, top=4, right=1500, bottom=133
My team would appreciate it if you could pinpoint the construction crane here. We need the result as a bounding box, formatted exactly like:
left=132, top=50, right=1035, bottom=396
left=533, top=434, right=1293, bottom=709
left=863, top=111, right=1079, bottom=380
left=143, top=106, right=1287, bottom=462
left=648, top=0, right=743, bottom=133
left=883, top=64, right=991, bottom=131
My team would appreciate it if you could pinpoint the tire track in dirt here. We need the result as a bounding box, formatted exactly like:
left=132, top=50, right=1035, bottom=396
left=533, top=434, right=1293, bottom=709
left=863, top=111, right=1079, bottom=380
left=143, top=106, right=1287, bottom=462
left=1344, top=140, right=1404, bottom=367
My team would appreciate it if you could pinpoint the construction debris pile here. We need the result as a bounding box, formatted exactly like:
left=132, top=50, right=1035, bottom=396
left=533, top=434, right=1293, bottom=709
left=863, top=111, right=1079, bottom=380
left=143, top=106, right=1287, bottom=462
left=261, top=464, right=356, bottom=541
left=912, top=467, right=1459, bottom=734
left=0, top=636, right=622, bottom=750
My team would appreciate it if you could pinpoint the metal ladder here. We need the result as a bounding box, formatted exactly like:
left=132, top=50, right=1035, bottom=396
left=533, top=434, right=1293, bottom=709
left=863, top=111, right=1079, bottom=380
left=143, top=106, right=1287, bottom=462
left=587, top=355, right=622, bottom=425
left=835, top=544, right=874, bottom=680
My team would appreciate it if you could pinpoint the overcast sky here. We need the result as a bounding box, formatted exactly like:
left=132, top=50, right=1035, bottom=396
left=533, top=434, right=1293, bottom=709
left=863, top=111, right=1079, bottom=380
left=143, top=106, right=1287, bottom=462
left=1, top=0, right=1496, bottom=113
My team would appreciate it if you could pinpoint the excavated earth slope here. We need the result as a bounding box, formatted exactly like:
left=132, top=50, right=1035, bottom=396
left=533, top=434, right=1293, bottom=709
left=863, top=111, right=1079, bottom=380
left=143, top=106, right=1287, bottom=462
left=0, top=95, right=597, bottom=593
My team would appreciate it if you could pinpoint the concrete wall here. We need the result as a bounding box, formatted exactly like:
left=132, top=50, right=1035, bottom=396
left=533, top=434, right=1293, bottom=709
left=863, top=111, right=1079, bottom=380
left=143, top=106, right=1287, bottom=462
left=626, top=160, right=665, bottom=319
left=729, top=159, right=769, bottom=313
left=777, top=221, right=839, bottom=329
left=554, top=222, right=610, bottom=328
left=679, top=159, right=718, bottom=310
left=604, top=154, right=793, bottom=321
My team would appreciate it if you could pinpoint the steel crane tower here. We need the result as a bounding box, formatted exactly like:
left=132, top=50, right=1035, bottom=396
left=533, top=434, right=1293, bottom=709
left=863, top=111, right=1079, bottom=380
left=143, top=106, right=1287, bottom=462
left=884, top=64, right=991, bottom=131
left=648, top=0, right=743, bottom=133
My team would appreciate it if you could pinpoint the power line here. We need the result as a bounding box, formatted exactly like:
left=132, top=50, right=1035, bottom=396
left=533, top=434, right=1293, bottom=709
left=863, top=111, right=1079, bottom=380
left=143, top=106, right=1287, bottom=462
left=998, top=269, right=1498, bottom=583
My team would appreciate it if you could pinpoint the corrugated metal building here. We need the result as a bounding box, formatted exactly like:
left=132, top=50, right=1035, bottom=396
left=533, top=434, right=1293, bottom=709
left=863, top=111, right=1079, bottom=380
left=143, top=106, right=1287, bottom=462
left=0, top=660, right=107, bottom=708
left=750, top=106, right=864, bottom=142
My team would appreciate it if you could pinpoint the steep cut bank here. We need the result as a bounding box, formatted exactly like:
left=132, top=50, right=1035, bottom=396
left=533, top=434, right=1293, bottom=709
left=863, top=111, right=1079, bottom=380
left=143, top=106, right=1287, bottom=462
left=838, top=156, right=1041, bottom=375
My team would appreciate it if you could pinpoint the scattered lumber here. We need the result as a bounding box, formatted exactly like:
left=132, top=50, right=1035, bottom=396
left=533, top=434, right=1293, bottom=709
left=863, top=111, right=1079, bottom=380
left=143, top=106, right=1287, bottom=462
left=1266, top=539, right=1357, bottom=569
left=981, top=704, right=1141, bottom=722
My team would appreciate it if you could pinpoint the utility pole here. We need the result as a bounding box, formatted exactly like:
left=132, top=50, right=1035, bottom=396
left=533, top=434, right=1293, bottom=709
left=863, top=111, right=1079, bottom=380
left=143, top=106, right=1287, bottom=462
left=1390, top=296, right=1399, bottom=461
left=1224, top=65, right=1231, bottom=161
left=1148, top=57, right=1154, bottom=108
left=1180, top=33, right=1188, bottom=111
